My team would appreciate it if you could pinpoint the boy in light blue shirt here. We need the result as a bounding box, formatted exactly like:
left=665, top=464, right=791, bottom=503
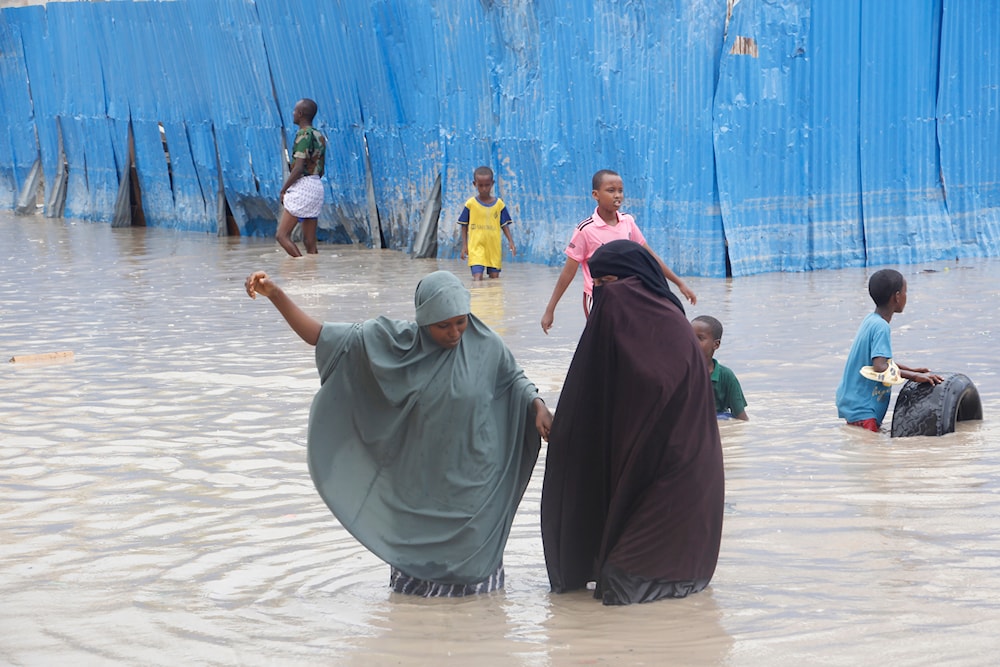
left=835, top=269, right=942, bottom=432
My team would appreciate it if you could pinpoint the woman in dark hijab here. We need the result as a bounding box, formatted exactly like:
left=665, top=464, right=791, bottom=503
left=541, top=239, right=724, bottom=605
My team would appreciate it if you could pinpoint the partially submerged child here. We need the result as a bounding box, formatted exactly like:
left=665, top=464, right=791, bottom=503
left=692, top=315, right=748, bottom=421
left=458, top=166, right=516, bottom=281
left=835, top=268, right=943, bottom=432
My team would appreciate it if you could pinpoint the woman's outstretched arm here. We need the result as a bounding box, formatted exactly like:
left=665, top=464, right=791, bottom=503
left=245, top=271, right=322, bottom=346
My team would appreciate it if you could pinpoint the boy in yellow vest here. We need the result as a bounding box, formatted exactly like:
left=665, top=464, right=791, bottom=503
left=458, top=166, right=516, bottom=280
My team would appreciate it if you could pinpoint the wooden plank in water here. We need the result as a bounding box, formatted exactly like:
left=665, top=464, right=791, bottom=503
left=8, top=351, right=75, bottom=364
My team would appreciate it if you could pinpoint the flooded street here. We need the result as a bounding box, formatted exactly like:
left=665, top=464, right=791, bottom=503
left=2, top=212, right=999, bottom=666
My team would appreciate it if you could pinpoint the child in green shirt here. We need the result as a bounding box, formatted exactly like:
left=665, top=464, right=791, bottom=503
left=692, top=315, right=748, bottom=420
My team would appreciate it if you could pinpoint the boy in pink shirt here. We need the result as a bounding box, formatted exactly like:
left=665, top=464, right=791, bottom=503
left=540, top=170, right=696, bottom=333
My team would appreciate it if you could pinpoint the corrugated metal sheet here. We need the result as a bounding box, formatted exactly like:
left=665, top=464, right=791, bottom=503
left=937, top=0, right=1000, bottom=256
left=0, top=11, right=36, bottom=209
left=804, top=0, right=865, bottom=272
left=858, top=0, right=954, bottom=265
left=0, top=0, right=998, bottom=276
left=16, top=5, right=65, bottom=217
left=715, top=0, right=816, bottom=274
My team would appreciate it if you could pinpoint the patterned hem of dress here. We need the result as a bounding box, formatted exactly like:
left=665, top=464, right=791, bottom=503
left=389, top=563, right=505, bottom=597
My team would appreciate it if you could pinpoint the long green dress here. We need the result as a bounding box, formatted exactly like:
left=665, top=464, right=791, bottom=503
left=307, top=271, right=542, bottom=585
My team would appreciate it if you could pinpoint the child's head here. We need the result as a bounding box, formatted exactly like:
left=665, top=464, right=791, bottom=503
left=591, top=169, right=624, bottom=213
left=473, top=166, right=495, bottom=200
left=592, top=169, right=620, bottom=191
left=868, top=269, right=907, bottom=311
left=692, top=315, right=723, bottom=363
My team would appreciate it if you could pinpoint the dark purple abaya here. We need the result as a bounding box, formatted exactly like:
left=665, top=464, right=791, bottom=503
left=541, top=240, right=724, bottom=605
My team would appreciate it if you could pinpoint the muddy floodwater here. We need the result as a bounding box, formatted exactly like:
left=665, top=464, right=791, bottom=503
left=2, top=212, right=999, bottom=666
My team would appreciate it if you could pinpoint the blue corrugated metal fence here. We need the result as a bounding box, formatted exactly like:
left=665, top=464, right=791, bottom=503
left=0, top=0, right=997, bottom=276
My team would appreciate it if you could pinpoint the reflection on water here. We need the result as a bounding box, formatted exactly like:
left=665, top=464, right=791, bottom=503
left=2, top=214, right=1000, bottom=665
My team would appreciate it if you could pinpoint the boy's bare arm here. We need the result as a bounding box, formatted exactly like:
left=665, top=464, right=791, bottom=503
left=541, top=258, right=580, bottom=334
left=897, top=362, right=944, bottom=385
left=642, top=243, right=697, bottom=305
left=896, top=361, right=927, bottom=373
left=245, top=271, right=322, bottom=346
left=502, top=225, right=517, bottom=256
left=459, top=225, right=469, bottom=260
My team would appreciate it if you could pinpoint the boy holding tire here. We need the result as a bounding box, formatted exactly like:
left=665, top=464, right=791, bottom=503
left=835, top=269, right=943, bottom=432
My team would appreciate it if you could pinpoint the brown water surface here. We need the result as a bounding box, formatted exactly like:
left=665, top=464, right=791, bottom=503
left=2, top=213, right=999, bottom=665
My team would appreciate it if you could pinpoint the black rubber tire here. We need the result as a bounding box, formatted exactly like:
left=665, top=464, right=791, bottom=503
left=890, top=372, right=983, bottom=438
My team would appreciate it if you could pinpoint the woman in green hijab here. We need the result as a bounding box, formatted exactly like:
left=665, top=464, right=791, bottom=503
left=245, top=269, right=553, bottom=596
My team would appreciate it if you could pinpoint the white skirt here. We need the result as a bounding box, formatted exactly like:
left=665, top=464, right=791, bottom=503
left=283, top=175, right=324, bottom=219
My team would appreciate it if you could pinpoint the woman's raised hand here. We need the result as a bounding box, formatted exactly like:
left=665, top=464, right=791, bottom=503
left=245, top=271, right=276, bottom=299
